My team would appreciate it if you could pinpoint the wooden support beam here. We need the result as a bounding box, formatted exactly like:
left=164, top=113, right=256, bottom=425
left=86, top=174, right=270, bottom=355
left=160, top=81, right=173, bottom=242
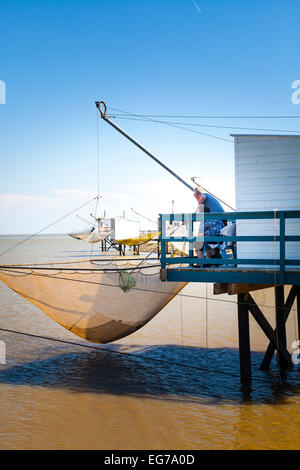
left=247, top=293, right=293, bottom=368
left=237, top=293, right=251, bottom=383
left=213, top=283, right=228, bottom=295
left=213, top=283, right=273, bottom=296
left=227, top=283, right=272, bottom=295
left=275, top=285, right=288, bottom=371
left=260, top=286, right=296, bottom=370
left=296, top=286, right=300, bottom=343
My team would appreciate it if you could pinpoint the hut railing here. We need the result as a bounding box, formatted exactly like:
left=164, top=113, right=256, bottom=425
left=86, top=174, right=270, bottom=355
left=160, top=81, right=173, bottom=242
left=159, top=210, right=300, bottom=285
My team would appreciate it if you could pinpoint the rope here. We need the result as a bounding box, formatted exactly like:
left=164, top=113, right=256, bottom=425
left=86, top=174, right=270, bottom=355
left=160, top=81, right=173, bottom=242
left=76, top=214, right=95, bottom=226
left=107, top=108, right=300, bottom=119
left=107, top=106, right=233, bottom=143
left=180, top=291, right=184, bottom=347
left=273, top=210, right=284, bottom=382
left=110, top=211, right=180, bottom=273
left=104, top=104, right=237, bottom=211
left=110, top=115, right=300, bottom=134
left=0, top=265, right=298, bottom=312
left=179, top=261, right=184, bottom=348
left=0, top=257, right=159, bottom=267
left=270, top=210, right=284, bottom=383
left=128, top=243, right=160, bottom=275
left=0, top=264, right=161, bottom=273
left=0, top=196, right=99, bottom=258
left=191, top=177, right=236, bottom=212
left=90, top=195, right=100, bottom=261
left=130, top=207, right=157, bottom=225
left=96, top=107, right=100, bottom=198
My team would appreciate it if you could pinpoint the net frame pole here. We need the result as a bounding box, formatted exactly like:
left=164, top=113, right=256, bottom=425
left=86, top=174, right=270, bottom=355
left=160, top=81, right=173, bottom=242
left=95, top=101, right=194, bottom=193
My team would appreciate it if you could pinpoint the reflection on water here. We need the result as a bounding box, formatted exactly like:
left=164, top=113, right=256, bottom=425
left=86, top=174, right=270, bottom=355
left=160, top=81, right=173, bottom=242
left=2, top=341, right=300, bottom=403
left=0, top=238, right=300, bottom=449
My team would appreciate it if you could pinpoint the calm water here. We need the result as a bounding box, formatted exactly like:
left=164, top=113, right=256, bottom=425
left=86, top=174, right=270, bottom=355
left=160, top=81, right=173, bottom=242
left=0, top=237, right=300, bottom=450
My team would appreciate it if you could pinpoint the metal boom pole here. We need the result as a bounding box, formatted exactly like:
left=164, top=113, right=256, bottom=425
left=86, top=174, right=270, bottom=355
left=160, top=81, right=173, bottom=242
left=95, top=101, right=194, bottom=192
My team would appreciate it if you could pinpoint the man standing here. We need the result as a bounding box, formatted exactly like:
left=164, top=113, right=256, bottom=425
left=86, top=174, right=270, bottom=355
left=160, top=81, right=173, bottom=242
left=193, top=188, right=225, bottom=262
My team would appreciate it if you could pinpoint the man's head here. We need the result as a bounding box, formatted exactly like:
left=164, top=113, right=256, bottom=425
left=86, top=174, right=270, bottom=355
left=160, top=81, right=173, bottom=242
left=194, top=189, right=206, bottom=205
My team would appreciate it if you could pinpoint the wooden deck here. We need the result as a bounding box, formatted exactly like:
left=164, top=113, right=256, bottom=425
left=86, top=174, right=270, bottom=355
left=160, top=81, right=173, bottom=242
left=162, top=266, right=300, bottom=285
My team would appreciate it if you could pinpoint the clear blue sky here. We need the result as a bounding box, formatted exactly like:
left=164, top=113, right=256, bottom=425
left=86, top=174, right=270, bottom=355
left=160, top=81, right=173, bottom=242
left=1, top=0, right=300, bottom=233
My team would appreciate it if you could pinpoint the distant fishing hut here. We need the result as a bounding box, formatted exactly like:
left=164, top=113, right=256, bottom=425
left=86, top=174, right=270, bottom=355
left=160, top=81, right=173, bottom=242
left=160, top=134, right=300, bottom=383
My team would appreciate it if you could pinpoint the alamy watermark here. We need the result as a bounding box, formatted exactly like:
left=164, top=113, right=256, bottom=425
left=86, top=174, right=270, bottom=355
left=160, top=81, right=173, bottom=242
left=0, top=80, right=6, bottom=104
left=291, top=80, right=300, bottom=104
left=0, top=340, right=6, bottom=364
left=291, top=340, right=300, bottom=365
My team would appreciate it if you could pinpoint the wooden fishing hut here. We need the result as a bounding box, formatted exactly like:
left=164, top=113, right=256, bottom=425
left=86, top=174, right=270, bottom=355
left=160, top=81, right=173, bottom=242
left=96, top=102, right=300, bottom=384
left=160, top=135, right=300, bottom=384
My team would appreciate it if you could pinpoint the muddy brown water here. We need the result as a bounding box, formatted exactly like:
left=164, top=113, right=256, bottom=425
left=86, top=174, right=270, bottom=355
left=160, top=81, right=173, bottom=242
left=0, top=237, right=300, bottom=450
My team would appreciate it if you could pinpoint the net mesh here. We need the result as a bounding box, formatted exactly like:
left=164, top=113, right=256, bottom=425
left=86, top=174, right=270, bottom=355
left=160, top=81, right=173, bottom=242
left=0, top=260, right=186, bottom=343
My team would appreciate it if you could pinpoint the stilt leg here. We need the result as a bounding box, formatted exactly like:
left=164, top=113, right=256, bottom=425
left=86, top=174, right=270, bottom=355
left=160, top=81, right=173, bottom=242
left=237, top=293, right=251, bottom=383
left=260, top=286, right=296, bottom=370
left=275, top=285, right=288, bottom=371
left=296, top=286, right=300, bottom=343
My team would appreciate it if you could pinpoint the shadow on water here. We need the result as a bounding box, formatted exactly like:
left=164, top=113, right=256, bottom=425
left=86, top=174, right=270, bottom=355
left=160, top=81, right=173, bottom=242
left=1, top=341, right=300, bottom=405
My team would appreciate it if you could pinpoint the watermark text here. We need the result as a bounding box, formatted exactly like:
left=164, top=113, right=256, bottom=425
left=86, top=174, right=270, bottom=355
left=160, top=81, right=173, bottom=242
left=0, top=340, right=6, bottom=364
left=291, top=80, right=300, bottom=104
left=0, top=80, right=6, bottom=104
left=292, top=340, right=300, bottom=365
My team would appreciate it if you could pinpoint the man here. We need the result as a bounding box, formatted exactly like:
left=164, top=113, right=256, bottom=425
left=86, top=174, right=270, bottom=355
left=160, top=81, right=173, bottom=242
left=194, top=188, right=225, bottom=214
left=194, top=188, right=225, bottom=262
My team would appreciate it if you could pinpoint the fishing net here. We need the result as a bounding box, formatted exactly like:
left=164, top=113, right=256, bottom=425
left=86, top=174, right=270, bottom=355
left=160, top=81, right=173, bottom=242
left=68, top=225, right=111, bottom=243
left=0, top=260, right=186, bottom=343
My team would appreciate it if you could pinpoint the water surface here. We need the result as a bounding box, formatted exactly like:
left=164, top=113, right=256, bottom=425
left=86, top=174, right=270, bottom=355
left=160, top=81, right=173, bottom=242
left=0, top=237, right=300, bottom=450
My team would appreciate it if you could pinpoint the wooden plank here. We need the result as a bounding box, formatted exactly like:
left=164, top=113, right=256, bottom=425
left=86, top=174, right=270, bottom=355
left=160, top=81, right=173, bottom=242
left=213, top=283, right=273, bottom=296
left=247, top=293, right=293, bottom=367
left=213, top=283, right=228, bottom=295
left=237, top=293, right=251, bottom=383
left=227, top=283, right=272, bottom=295
left=168, top=266, right=300, bottom=273
left=166, top=268, right=300, bottom=286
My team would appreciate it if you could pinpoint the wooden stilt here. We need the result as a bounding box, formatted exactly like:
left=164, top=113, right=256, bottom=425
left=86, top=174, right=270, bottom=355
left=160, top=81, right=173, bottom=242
left=296, top=286, right=300, bottom=343
left=275, top=285, right=288, bottom=371
left=260, top=286, right=296, bottom=370
left=247, top=293, right=292, bottom=368
left=237, top=293, right=251, bottom=383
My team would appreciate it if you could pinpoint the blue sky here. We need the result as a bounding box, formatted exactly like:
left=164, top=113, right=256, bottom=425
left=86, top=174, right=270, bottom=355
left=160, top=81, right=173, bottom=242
left=1, top=0, right=300, bottom=233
